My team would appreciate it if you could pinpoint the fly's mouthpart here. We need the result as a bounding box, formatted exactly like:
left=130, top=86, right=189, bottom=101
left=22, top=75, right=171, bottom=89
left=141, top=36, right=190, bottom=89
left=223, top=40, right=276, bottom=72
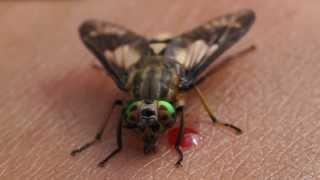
left=150, top=122, right=160, bottom=131
left=138, top=116, right=160, bottom=132
left=144, top=143, right=156, bottom=154
left=143, top=132, right=157, bottom=154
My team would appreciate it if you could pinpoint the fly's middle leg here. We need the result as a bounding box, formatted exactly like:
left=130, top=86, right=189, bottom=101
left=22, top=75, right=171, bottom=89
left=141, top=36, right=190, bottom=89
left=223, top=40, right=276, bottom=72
left=194, top=87, right=242, bottom=135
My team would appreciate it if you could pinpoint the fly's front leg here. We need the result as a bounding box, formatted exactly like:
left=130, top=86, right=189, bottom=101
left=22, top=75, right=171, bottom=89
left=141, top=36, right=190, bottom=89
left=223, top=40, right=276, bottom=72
left=98, top=116, right=123, bottom=167
left=175, top=106, right=185, bottom=167
left=71, top=100, right=123, bottom=156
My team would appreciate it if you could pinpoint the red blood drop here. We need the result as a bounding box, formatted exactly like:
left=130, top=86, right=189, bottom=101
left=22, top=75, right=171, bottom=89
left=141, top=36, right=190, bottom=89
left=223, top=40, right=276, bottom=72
left=168, top=127, right=200, bottom=149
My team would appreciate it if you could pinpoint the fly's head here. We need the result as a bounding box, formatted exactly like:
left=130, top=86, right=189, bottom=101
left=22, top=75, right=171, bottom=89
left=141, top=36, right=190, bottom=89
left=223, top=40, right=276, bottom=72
left=123, top=99, right=176, bottom=153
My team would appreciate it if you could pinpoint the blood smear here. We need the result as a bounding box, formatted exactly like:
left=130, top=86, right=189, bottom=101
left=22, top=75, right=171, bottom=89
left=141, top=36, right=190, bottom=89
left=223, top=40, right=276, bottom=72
left=167, top=127, right=200, bottom=150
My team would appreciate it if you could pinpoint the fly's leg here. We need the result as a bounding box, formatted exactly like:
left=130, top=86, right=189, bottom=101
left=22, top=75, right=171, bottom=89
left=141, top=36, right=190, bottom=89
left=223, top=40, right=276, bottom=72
left=91, top=63, right=105, bottom=71
left=98, top=116, right=123, bottom=167
left=70, top=100, right=123, bottom=156
left=195, top=87, right=242, bottom=134
left=196, top=45, right=256, bottom=86
left=175, top=106, right=185, bottom=167
left=224, top=44, right=256, bottom=61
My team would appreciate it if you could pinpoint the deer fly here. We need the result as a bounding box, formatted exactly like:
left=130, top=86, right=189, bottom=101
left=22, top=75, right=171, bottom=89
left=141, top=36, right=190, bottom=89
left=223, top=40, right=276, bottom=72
left=71, top=9, right=256, bottom=167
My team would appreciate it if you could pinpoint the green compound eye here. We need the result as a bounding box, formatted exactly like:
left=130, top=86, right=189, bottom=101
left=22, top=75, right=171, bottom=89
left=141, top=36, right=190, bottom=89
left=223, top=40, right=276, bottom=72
left=158, top=100, right=176, bottom=118
left=124, top=101, right=139, bottom=120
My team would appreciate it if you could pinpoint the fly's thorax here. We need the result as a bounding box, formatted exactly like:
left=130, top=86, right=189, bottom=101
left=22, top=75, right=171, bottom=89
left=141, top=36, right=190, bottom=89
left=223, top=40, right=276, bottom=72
left=125, top=56, right=180, bottom=100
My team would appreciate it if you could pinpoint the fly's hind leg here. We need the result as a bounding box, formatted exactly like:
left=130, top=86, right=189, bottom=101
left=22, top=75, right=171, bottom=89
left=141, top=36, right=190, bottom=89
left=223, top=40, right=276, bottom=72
left=91, top=63, right=105, bottom=71
left=224, top=45, right=256, bottom=61
left=194, top=87, right=242, bottom=135
left=71, top=100, right=123, bottom=156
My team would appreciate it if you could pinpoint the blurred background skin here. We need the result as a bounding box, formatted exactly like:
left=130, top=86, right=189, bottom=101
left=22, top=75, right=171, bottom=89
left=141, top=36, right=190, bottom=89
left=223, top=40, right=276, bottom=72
left=1, top=0, right=320, bottom=179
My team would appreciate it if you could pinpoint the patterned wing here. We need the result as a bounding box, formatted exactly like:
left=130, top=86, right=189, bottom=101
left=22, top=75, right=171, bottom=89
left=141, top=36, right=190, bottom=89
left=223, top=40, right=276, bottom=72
left=79, top=20, right=152, bottom=90
left=164, top=9, right=256, bottom=90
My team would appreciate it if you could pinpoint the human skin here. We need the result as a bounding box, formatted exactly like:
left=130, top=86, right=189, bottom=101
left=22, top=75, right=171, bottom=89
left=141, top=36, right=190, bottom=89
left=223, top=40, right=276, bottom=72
left=1, top=0, right=320, bottom=179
